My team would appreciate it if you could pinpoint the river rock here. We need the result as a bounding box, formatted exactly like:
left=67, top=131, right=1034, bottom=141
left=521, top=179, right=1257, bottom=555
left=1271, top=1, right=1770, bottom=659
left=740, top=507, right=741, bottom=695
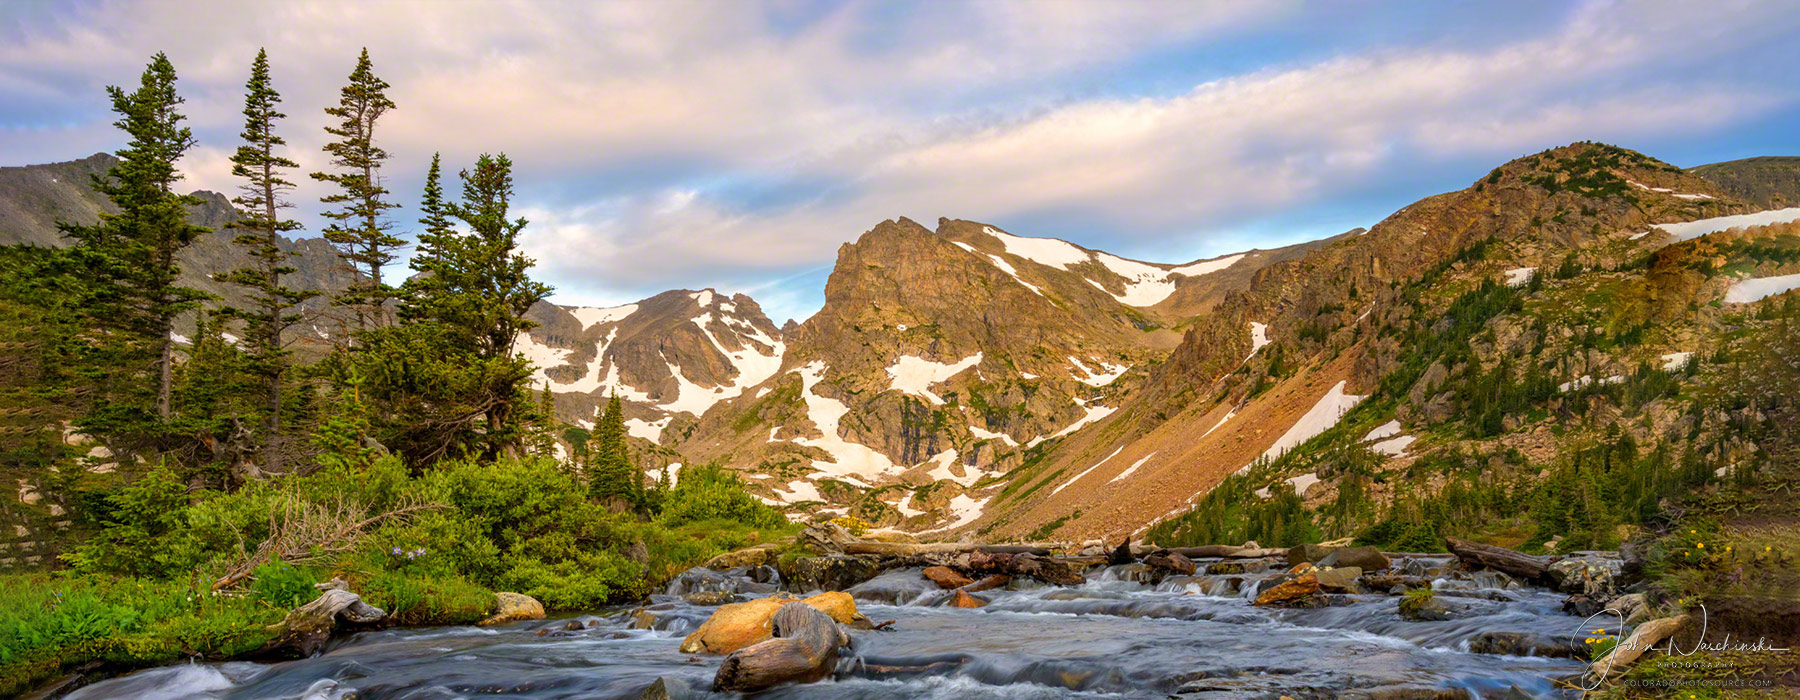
left=633, top=676, right=694, bottom=700
left=1562, top=594, right=1606, bottom=618
left=1398, top=593, right=1453, bottom=621
left=950, top=589, right=987, bottom=608
left=479, top=592, right=545, bottom=626
left=1316, top=566, right=1363, bottom=593
left=1466, top=631, right=1584, bottom=659
left=923, top=565, right=973, bottom=589
left=1547, top=556, right=1621, bottom=597
left=1253, top=572, right=1320, bottom=606
left=1204, top=559, right=1269, bottom=575
left=680, top=592, right=868, bottom=654
left=1318, top=546, right=1390, bottom=571
left=1145, top=551, right=1197, bottom=575
left=706, top=543, right=782, bottom=570
left=784, top=555, right=883, bottom=592
left=685, top=590, right=739, bottom=606
left=798, top=522, right=857, bottom=554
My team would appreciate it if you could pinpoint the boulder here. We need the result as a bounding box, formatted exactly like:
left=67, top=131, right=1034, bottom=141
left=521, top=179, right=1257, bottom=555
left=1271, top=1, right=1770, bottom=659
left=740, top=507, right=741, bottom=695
left=1253, top=573, right=1320, bottom=606
left=1562, top=594, right=1605, bottom=618
left=1547, top=556, right=1621, bottom=597
left=680, top=592, right=869, bottom=654
left=1286, top=543, right=1336, bottom=565
left=479, top=592, right=545, bottom=626
left=798, top=522, right=858, bottom=554
left=1205, top=559, right=1269, bottom=575
left=1144, top=551, right=1197, bottom=575
left=1316, top=566, right=1363, bottom=593
left=923, top=566, right=973, bottom=589
left=1466, top=631, right=1584, bottom=659
left=783, top=555, right=884, bottom=592
left=684, top=590, right=739, bottom=606
left=1398, top=593, right=1453, bottom=621
left=1318, top=546, right=1390, bottom=571
left=950, top=589, right=987, bottom=608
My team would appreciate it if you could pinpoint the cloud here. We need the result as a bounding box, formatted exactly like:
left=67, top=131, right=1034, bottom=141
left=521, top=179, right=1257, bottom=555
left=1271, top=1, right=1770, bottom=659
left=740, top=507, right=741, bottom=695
left=1, top=0, right=1795, bottom=324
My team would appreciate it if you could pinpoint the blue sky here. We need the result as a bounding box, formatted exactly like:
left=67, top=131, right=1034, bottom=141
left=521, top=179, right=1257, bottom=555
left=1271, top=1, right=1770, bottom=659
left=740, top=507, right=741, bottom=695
left=3, top=0, right=1797, bottom=323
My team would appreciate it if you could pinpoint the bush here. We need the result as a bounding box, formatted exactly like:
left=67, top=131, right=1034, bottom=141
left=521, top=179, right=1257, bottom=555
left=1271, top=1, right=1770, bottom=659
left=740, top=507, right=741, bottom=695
left=248, top=562, right=318, bottom=610
left=656, top=462, right=786, bottom=530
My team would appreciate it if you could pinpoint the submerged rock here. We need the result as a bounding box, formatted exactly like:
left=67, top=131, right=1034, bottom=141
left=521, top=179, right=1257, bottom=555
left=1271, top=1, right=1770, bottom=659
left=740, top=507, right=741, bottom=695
left=1318, top=546, right=1390, bottom=571
left=784, top=554, right=883, bottom=592
left=1253, top=572, right=1320, bottom=606
left=923, top=565, right=973, bottom=589
left=1315, top=566, right=1363, bottom=593
left=950, top=589, right=987, bottom=608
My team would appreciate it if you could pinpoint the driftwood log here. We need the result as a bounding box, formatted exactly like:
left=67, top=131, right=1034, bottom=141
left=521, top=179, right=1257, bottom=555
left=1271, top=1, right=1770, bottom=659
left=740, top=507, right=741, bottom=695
left=264, top=589, right=386, bottom=657
left=1445, top=537, right=1556, bottom=581
left=958, top=574, right=1011, bottom=594
left=1166, top=545, right=1287, bottom=559
left=713, top=602, right=849, bottom=692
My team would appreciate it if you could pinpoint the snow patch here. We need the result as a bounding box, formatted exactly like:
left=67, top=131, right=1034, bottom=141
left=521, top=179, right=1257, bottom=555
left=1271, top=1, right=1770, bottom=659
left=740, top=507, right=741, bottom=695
left=968, top=425, right=1018, bottom=447
left=1031, top=403, right=1118, bottom=446
left=1724, top=273, right=1800, bottom=303
left=1654, top=207, right=1800, bottom=244
left=773, top=480, right=822, bottom=504
left=925, top=449, right=986, bottom=487
left=1628, top=179, right=1713, bottom=200
left=1249, top=322, right=1270, bottom=356
left=1660, top=351, right=1693, bottom=371
left=1051, top=446, right=1124, bottom=496
left=983, top=225, right=1092, bottom=269
left=1201, top=409, right=1236, bottom=439
left=917, top=494, right=992, bottom=534
left=569, top=303, right=637, bottom=330
left=1370, top=435, right=1415, bottom=456
left=1109, top=451, right=1158, bottom=483
left=1504, top=267, right=1536, bottom=287
left=1068, top=356, right=1128, bottom=387
left=886, top=353, right=983, bottom=405
left=1362, top=420, right=1402, bottom=442
left=953, top=241, right=1046, bottom=297
left=1559, top=375, right=1626, bottom=393
left=624, top=416, right=672, bottom=443
left=1170, top=253, right=1246, bottom=277
left=1241, top=380, right=1365, bottom=473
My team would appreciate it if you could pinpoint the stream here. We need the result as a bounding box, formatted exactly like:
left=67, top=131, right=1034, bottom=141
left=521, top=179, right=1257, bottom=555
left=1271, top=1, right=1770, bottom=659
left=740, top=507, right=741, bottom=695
left=63, top=557, right=1592, bottom=699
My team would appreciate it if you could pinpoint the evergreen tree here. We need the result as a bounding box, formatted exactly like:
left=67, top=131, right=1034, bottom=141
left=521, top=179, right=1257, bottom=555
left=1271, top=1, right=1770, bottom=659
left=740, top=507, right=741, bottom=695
left=589, top=394, right=639, bottom=505
left=312, top=48, right=401, bottom=337
left=404, top=153, right=552, bottom=457
left=221, top=48, right=315, bottom=470
left=62, top=52, right=209, bottom=430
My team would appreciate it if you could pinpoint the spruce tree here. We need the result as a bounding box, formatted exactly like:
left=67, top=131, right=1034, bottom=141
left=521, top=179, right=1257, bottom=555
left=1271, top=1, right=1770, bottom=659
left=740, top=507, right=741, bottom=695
left=312, top=48, right=401, bottom=337
left=589, top=393, right=639, bottom=504
left=221, top=49, right=315, bottom=470
left=63, top=53, right=209, bottom=428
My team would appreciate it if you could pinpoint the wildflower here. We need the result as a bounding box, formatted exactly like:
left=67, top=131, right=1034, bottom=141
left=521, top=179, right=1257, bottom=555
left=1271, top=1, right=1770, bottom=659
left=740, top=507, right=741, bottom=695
left=391, top=546, right=403, bottom=556
left=1696, top=543, right=1704, bottom=549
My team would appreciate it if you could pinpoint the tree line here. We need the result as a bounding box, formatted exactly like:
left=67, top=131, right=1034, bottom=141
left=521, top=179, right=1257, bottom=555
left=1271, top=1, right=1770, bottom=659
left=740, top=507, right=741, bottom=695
left=2, top=49, right=642, bottom=505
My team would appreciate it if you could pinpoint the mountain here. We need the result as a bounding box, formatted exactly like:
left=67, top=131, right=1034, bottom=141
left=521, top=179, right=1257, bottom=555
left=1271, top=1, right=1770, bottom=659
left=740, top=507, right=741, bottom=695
left=1690, top=155, right=1800, bottom=208
left=974, top=142, right=1792, bottom=541
left=0, top=153, right=358, bottom=345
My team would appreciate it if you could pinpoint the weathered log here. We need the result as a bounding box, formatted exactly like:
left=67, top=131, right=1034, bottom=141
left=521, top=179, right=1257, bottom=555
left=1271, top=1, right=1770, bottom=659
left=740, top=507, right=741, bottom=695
left=1144, top=551, right=1197, bottom=575
left=713, top=602, right=848, bottom=693
left=1587, top=615, right=1690, bottom=682
left=263, top=589, right=386, bottom=657
left=1108, top=538, right=1135, bottom=566
left=1445, top=537, right=1556, bottom=581
left=842, top=542, right=1052, bottom=557
left=1165, top=544, right=1288, bottom=559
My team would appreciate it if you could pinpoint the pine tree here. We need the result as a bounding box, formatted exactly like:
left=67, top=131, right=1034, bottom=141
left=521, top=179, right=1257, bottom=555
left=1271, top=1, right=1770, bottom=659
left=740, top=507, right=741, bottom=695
left=63, top=52, right=209, bottom=429
left=221, top=49, right=315, bottom=470
left=312, top=48, right=401, bottom=337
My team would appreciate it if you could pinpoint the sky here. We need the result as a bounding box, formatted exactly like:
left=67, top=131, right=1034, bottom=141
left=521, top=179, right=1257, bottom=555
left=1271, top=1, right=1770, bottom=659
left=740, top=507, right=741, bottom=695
left=3, top=0, right=1798, bottom=324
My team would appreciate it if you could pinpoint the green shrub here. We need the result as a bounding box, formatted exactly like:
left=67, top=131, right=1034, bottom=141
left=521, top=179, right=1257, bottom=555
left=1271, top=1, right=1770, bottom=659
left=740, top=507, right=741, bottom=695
left=656, top=462, right=786, bottom=530
left=248, top=562, right=318, bottom=610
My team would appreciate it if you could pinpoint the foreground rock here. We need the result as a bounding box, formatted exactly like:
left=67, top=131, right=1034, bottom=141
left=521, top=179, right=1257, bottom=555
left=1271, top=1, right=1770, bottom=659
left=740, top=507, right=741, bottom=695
left=1253, top=571, right=1320, bottom=606
left=951, top=589, right=987, bottom=608
left=264, top=588, right=386, bottom=656
left=923, top=565, right=973, bottom=589
left=713, top=602, right=849, bottom=693
left=479, top=592, right=546, bottom=626
left=681, top=592, right=868, bottom=654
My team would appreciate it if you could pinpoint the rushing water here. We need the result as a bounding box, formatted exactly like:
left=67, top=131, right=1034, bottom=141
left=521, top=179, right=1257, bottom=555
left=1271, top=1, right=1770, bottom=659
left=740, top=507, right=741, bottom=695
left=64, top=558, right=1591, bottom=699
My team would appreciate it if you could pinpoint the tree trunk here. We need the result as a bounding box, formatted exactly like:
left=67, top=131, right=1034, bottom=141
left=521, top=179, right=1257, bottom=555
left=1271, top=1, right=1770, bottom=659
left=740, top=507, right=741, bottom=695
left=157, top=331, right=173, bottom=420
left=263, top=588, right=386, bottom=657
left=1167, top=545, right=1286, bottom=559
left=841, top=542, right=1053, bottom=557
left=1445, top=536, right=1556, bottom=581
left=713, top=601, right=847, bottom=693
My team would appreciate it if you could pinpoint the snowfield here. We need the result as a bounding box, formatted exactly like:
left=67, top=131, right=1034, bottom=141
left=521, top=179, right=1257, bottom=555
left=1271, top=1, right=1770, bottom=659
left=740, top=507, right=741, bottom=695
left=569, top=303, right=637, bottom=331
left=1661, top=351, right=1693, bottom=371
left=979, top=225, right=1240, bottom=307
left=968, top=425, right=1018, bottom=446
left=1241, top=380, right=1365, bottom=473
left=1069, top=356, right=1129, bottom=387
left=1504, top=267, right=1536, bottom=287
left=1653, top=207, right=1800, bottom=243
left=624, top=416, right=672, bottom=443
left=1109, top=451, right=1158, bottom=483
left=786, top=362, right=898, bottom=479
left=917, top=494, right=992, bottom=534
left=886, top=353, right=983, bottom=405
left=1724, top=273, right=1800, bottom=303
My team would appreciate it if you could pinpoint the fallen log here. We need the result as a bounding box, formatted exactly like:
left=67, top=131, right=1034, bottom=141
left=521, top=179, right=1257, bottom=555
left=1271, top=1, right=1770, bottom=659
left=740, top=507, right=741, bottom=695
left=842, top=542, right=1052, bottom=557
left=1587, top=615, right=1690, bottom=682
left=1445, top=537, right=1556, bottom=581
left=1166, top=545, right=1287, bottom=559
left=713, top=602, right=849, bottom=693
